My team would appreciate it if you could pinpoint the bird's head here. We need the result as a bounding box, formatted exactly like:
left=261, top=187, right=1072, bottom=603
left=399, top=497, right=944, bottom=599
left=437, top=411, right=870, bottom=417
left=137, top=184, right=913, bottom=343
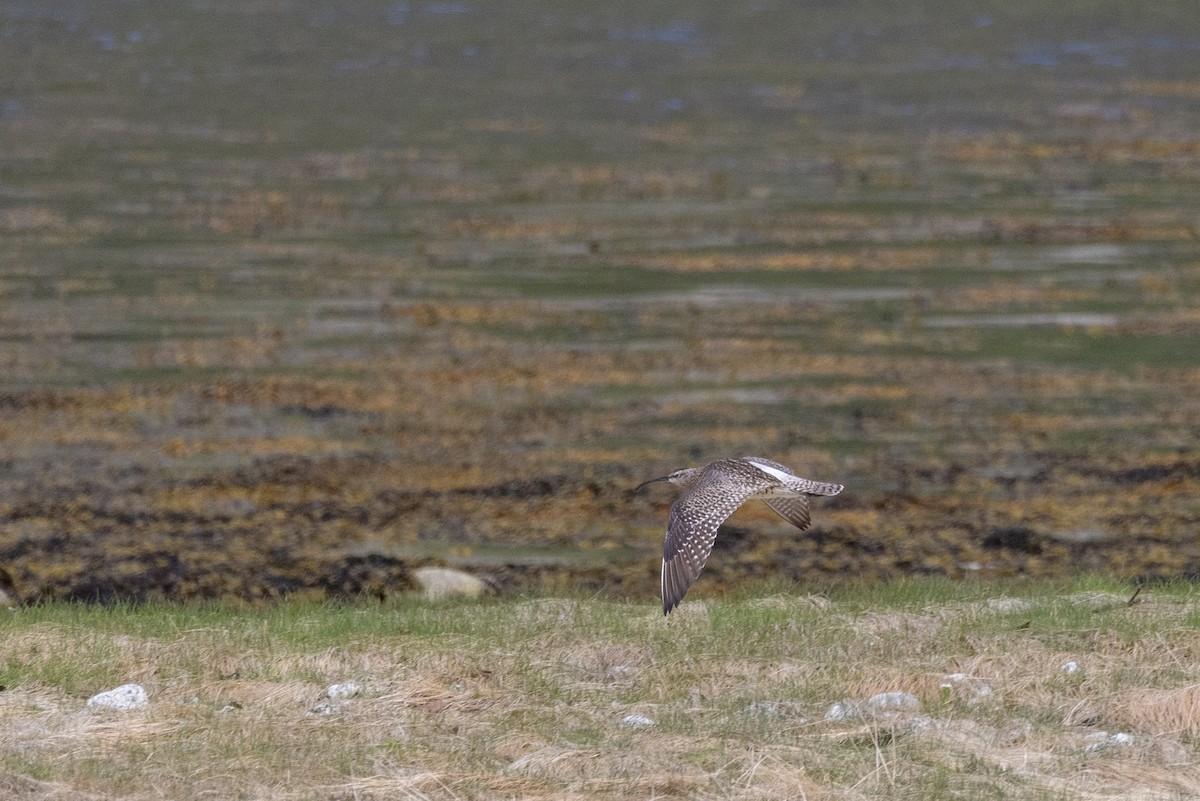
left=634, top=467, right=703, bottom=492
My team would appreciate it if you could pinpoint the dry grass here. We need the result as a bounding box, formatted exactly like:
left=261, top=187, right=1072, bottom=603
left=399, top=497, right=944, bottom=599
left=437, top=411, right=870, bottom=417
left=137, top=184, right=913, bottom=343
left=1109, top=685, right=1200, bottom=739
left=1, top=579, right=1199, bottom=800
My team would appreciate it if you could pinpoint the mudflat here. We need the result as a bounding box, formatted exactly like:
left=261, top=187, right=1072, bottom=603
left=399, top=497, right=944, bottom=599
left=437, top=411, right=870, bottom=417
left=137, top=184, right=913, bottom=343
left=1, top=2, right=1198, bottom=602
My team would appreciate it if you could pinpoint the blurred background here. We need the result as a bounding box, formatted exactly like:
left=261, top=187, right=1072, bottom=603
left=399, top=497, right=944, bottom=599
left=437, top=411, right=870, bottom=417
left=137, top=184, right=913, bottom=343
left=1, top=1, right=1198, bottom=603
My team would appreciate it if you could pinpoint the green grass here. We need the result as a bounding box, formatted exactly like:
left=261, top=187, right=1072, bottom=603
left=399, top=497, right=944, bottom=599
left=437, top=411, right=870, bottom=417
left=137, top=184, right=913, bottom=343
left=4, top=578, right=1200, bottom=799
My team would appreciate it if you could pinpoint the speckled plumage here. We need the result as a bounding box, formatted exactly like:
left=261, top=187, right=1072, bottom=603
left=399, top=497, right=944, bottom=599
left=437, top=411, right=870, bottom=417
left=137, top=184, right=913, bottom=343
left=637, top=456, right=844, bottom=614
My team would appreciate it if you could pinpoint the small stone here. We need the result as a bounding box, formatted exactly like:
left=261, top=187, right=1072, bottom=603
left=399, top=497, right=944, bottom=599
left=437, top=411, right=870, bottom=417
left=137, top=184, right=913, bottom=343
left=743, top=701, right=785, bottom=718
left=87, top=684, right=148, bottom=711
left=325, top=681, right=362, bottom=700
left=620, top=713, right=655, bottom=728
left=867, top=691, right=919, bottom=712
left=413, top=567, right=489, bottom=600
left=1084, top=731, right=1134, bottom=753
left=825, top=701, right=858, bottom=721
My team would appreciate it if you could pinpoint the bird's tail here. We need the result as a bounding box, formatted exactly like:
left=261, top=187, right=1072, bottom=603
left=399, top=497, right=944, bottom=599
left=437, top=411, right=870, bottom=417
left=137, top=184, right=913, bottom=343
left=799, top=480, right=844, bottom=496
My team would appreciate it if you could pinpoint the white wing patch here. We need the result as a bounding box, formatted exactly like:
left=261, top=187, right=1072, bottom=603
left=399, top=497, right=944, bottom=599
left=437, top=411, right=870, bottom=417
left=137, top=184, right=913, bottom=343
left=743, top=458, right=794, bottom=483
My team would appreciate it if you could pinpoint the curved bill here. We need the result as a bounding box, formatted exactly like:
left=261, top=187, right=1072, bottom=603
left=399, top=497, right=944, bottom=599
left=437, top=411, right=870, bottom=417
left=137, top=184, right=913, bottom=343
left=634, top=475, right=671, bottom=492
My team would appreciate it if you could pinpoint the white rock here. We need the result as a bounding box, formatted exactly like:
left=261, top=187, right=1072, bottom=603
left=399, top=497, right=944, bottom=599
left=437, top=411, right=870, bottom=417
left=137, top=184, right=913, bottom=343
left=743, top=701, right=785, bottom=718
left=1061, top=661, right=1080, bottom=674
left=413, top=567, right=489, bottom=600
left=825, top=701, right=857, bottom=721
left=87, top=684, right=148, bottom=710
left=620, top=713, right=655, bottom=728
left=867, top=691, right=919, bottom=711
left=1084, top=731, right=1134, bottom=753
left=827, top=692, right=920, bottom=722
left=325, top=681, right=361, bottom=699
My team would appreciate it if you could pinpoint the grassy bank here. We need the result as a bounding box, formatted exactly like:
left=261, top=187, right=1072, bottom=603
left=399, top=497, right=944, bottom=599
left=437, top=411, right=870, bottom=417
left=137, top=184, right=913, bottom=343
left=3, top=577, right=1199, bottom=800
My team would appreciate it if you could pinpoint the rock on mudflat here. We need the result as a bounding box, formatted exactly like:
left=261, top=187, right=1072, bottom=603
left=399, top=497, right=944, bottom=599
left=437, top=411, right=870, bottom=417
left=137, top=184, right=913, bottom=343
left=413, top=567, right=489, bottom=600
left=87, top=684, right=148, bottom=710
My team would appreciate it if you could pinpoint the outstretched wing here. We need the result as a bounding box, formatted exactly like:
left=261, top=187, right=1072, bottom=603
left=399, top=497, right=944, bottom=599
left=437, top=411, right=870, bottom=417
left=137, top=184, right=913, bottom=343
left=661, top=470, right=760, bottom=615
left=745, top=456, right=843, bottom=497
left=763, top=496, right=811, bottom=531
left=742, top=456, right=795, bottom=477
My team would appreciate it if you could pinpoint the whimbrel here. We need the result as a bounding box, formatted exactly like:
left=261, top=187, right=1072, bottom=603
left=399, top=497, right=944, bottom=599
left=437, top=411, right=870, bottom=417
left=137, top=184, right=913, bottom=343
left=636, top=456, right=844, bottom=614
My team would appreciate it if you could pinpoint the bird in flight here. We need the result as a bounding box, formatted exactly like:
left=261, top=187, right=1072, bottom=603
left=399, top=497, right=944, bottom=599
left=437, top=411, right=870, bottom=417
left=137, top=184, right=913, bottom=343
left=636, top=456, right=844, bottom=614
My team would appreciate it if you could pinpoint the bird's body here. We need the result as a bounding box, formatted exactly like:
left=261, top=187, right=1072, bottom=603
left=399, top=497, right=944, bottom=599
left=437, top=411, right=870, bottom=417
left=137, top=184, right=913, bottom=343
left=636, top=456, right=843, bottom=614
